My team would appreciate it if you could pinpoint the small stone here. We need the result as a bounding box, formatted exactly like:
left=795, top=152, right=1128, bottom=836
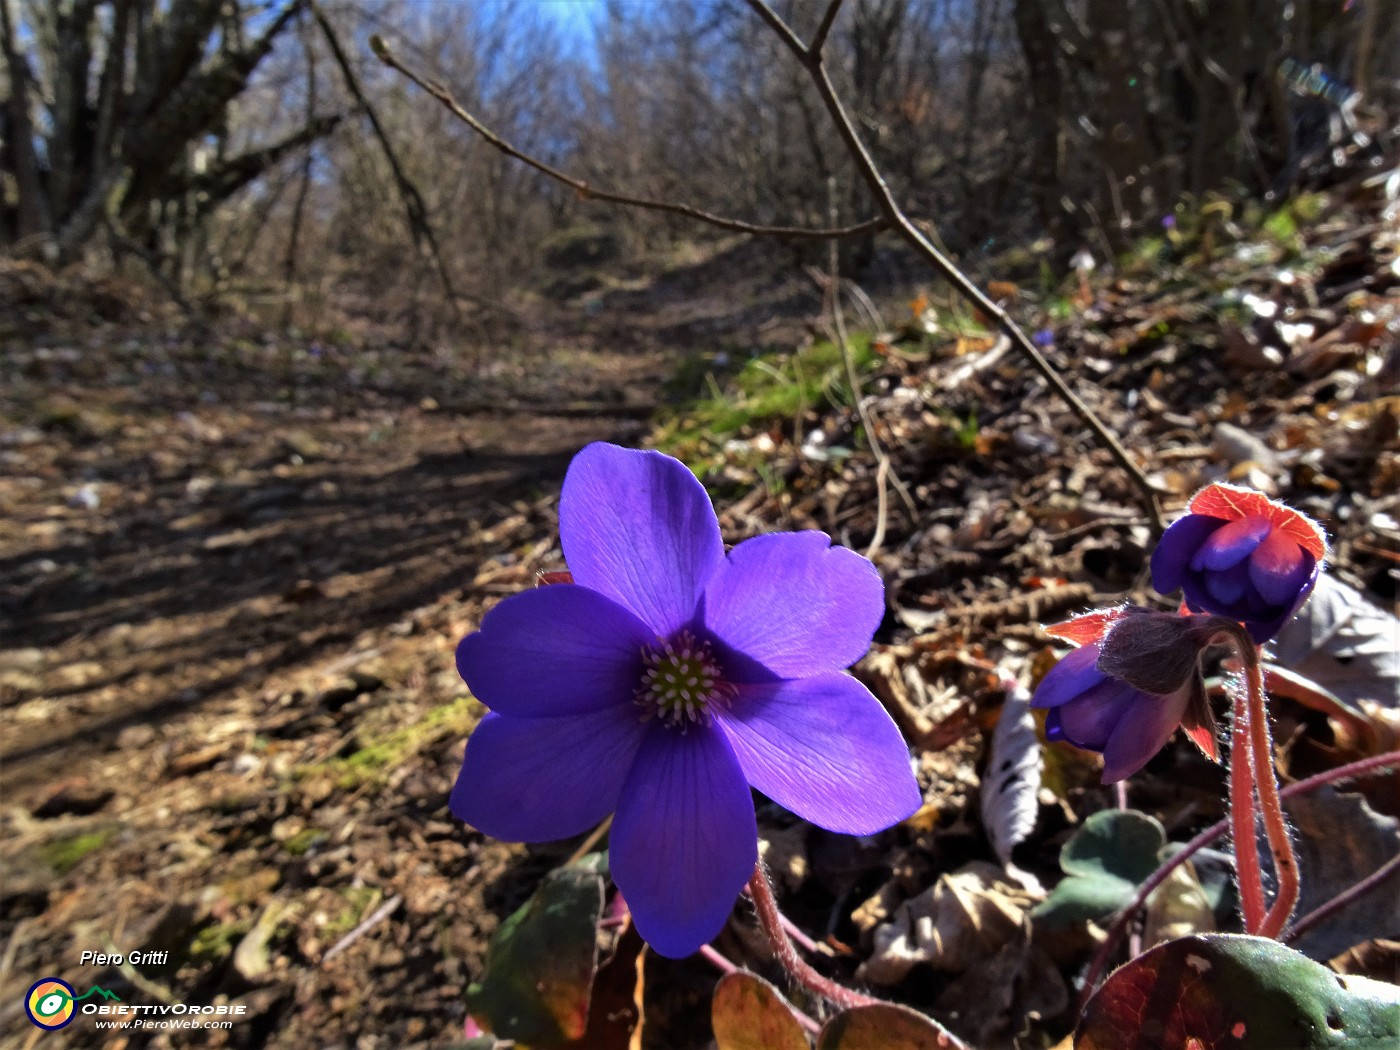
left=317, top=677, right=362, bottom=710
left=32, top=779, right=115, bottom=818
left=116, top=724, right=158, bottom=749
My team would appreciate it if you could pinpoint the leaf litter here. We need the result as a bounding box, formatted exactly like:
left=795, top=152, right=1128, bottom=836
left=0, top=177, right=1397, bottom=1047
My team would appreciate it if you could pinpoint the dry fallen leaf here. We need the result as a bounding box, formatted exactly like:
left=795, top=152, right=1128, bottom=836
left=859, top=861, right=1034, bottom=985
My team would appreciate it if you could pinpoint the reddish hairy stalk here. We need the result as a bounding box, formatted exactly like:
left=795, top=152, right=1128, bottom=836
left=748, top=863, right=878, bottom=1011
left=700, top=943, right=739, bottom=976
left=1283, top=852, right=1400, bottom=946
left=1078, top=748, right=1400, bottom=1011
left=747, top=864, right=969, bottom=1048
left=1229, top=670, right=1267, bottom=933
left=1243, top=653, right=1299, bottom=939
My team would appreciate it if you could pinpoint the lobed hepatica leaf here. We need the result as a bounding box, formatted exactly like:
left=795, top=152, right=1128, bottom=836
left=817, top=1002, right=960, bottom=1049
left=711, top=971, right=809, bottom=1050
left=1033, top=809, right=1165, bottom=929
left=1077, top=933, right=1400, bottom=1049
left=464, top=863, right=605, bottom=1044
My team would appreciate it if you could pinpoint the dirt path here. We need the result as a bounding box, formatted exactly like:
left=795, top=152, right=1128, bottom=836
left=0, top=247, right=813, bottom=1048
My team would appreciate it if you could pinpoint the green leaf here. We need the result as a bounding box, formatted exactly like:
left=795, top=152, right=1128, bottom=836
left=464, top=864, right=605, bottom=1044
left=817, top=1003, right=954, bottom=1049
left=712, top=971, right=809, bottom=1050
left=1078, top=934, right=1400, bottom=1049
left=1033, top=810, right=1165, bottom=929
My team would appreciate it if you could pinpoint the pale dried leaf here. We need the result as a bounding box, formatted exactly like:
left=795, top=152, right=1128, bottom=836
left=980, top=680, right=1042, bottom=866
left=1272, top=573, right=1400, bottom=706
left=1142, top=861, right=1215, bottom=946
left=859, top=861, right=1032, bottom=985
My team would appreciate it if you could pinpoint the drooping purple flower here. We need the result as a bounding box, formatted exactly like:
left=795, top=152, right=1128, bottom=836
left=450, top=442, right=920, bottom=958
left=1150, top=483, right=1328, bottom=644
left=1033, top=607, right=1240, bottom=782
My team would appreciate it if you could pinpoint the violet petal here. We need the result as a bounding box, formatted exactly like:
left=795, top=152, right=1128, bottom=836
left=1152, top=514, right=1225, bottom=594
left=1245, top=556, right=1318, bottom=644
left=610, top=725, right=756, bottom=958
left=1100, top=683, right=1192, bottom=782
left=719, top=674, right=920, bottom=836
left=456, top=584, right=654, bottom=717
left=1204, top=559, right=1253, bottom=607
left=701, top=532, right=884, bottom=680
left=1192, top=516, right=1271, bottom=572
left=1056, top=678, right=1140, bottom=751
left=1248, top=530, right=1311, bottom=607
left=558, top=443, right=724, bottom=637
left=450, top=709, right=646, bottom=841
left=1181, top=573, right=1249, bottom=622
left=1030, top=643, right=1108, bottom=710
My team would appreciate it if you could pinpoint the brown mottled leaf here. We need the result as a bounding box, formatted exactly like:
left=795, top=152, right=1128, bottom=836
left=817, top=1002, right=959, bottom=1049
left=711, top=971, right=809, bottom=1050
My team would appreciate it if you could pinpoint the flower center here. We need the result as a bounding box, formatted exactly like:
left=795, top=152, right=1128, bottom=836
left=636, top=631, right=733, bottom=727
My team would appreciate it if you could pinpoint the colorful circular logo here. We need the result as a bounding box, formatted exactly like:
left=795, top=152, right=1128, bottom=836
left=25, top=978, right=76, bottom=1030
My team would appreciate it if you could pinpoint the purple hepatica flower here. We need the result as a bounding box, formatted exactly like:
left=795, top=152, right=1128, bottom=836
left=1150, top=483, right=1328, bottom=645
left=451, top=442, right=920, bottom=958
left=1034, top=642, right=1193, bottom=784
left=1033, top=607, right=1238, bottom=782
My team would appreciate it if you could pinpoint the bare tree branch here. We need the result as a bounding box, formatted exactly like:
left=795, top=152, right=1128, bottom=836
left=810, top=0, right=845, bottom=57
left=309, top=0, right=465, bottom=329
left=744, top=0, right=1165, bottom=534
left=371, top=33, right=887, bottom=243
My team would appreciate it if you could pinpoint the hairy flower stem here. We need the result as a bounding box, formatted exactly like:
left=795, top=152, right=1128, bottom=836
left=748, top=864, right=877, bottom=1011
left=1221, top=627, right=1299, bottom=937
left=1242, top=652, right=1299, bottom=939
left=1078, top=747, right=1400, bottom=1012
left=747, top=864, right=969, bottom=1049
left=1229, top=668, right=1268, bottom=933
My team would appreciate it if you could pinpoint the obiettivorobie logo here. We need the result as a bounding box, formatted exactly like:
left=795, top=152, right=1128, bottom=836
left=24, top=978, right=121, bottom=1030
left=23, top=971, right=247, bottom=1033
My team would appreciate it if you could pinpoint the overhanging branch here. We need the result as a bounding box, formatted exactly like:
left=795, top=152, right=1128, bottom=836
left=371, top=34, right=887, bottom=243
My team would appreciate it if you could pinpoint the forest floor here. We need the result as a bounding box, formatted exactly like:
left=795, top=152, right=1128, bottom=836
left=1, top=180, right=1398, bottom=1050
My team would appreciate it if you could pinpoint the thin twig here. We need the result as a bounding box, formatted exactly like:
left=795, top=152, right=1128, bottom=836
left=311, top=2, right=464, bottom=329
left=820, top=177, right=896, bottom=558
left=1078, top=747, right=1400, bottom=1011
left=322, top=895, right=403, bottom=964
left=809, top=0, right=844, bottom=55
left=371, top=36, right=886, bottom=243
left=566, top=814, right=613, bottom=865
left=744, top=0, right=1165, bottom=535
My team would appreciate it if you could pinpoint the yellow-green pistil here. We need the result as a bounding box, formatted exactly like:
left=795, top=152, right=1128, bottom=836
left=636, top=631, right=734, bottom=727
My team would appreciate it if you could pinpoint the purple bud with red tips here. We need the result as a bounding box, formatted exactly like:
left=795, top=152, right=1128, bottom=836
left=1151, top=484, right=1328, bottom=645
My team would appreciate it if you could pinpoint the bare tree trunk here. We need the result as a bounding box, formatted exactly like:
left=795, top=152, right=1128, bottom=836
left=1014, top=0, right=1068, bottom=245
left=1086, top=0, right=1160, bottom=240
left=1, top=0, right=53, bottom=241
left=283, top=11, right=317, bottom=327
